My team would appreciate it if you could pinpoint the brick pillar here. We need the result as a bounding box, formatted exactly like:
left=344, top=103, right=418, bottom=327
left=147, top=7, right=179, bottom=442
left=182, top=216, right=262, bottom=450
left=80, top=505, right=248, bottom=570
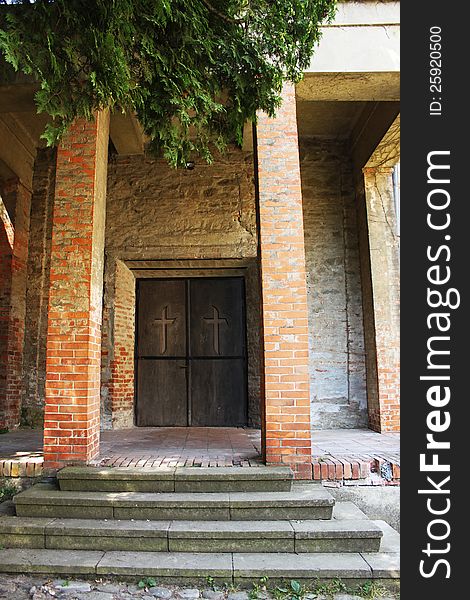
left=363, top=166, right=400, bottom=432
left=102, top=259, right=136, bottom=429
left=256, top=83, right=312, bottom=478
left=44, top=111, right=109, bottom=468
left=0, top=179, right=32, bottom=430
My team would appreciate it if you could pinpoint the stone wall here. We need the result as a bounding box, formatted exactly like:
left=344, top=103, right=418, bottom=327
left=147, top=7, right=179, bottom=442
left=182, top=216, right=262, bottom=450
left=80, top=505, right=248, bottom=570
left=102, top=148, right=261, bottom=428
left=299, top=138, right=368, bottom=429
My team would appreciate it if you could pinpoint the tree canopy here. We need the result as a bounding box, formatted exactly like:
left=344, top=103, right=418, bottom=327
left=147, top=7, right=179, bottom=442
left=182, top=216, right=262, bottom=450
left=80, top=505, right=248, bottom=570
left=0, top=0, right=336, bottom=166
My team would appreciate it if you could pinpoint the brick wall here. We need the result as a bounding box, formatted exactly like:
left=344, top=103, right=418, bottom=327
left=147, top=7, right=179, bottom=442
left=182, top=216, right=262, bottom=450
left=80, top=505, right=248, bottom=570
left=300, top=139, right=367, bottom=429
left=256, top=84, right=312, bottom=478
left=43, top=111, right=109, bottom=467
left=21, top=148, right=56, bottom=427
left=0, top=179, right=31, bottom=430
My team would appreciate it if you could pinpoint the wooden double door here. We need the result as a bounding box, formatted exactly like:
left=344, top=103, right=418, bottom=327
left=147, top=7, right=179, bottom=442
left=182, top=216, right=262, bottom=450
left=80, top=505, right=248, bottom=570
left=136, top=277, right=247, bottom=427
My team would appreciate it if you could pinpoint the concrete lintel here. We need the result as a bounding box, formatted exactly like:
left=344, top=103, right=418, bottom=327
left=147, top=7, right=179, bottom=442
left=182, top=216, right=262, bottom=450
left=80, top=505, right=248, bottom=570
left=0, top=83, right=38, bottom=114
left=0, top=114, right=35, bottom=189
left=110, top=110, right=145, bottom=155
left=307, top=24, right=399, bottom=73
left=296, top=72, right=400, bottom=102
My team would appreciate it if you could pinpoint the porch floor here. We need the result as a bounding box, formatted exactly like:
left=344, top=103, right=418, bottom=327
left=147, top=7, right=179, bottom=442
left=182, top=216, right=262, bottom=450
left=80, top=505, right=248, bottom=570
left=94, top=427, right=262, bottom=467
left=0, top=427, right=399, bottom=482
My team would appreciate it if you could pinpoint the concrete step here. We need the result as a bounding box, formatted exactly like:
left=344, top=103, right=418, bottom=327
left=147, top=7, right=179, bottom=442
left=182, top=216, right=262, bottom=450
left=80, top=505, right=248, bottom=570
left=0, top=548, right=400, bottom=587
left=0, top=516, right=382, bottom=553
left=58, top=466, right=294, bottom=493
left=14, top=484, right=334, bottom=521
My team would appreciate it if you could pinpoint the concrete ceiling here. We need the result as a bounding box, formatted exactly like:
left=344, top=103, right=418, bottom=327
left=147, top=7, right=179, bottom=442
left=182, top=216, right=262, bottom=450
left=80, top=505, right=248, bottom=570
left=296, top=100, right=368, bottom=139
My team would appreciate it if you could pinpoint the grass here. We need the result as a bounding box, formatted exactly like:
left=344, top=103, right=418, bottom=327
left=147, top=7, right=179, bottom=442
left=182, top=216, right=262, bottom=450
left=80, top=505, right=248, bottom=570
left=272, top=578, right=392, bottom=600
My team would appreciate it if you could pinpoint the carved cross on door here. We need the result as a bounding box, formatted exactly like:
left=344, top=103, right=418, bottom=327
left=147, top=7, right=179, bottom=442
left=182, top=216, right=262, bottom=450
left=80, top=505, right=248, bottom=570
left=203, top=305, right=229, bottom=355
left=154, top=305, right=176, bottom=354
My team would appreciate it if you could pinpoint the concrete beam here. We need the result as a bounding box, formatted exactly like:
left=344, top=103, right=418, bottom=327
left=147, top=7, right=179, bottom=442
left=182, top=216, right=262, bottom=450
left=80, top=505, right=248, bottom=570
left=296, top=72, right=399, bottom=102
left=0, top=114, right=36, bottom=189
left=0, top=83, right=38, bottom=113
left=350, top=102, right=400, bottom=173
left=109, top=111, right=145, bottom=155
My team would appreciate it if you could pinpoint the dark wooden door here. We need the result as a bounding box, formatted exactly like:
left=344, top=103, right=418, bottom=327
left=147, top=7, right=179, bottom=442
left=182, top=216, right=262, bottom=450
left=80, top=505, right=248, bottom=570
left=136, top=278, right=247, bottom=427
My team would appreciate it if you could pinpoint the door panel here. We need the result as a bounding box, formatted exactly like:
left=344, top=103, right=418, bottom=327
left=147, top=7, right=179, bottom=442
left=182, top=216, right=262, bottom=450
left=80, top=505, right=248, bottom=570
left=191, top=359, right=247, bottom=426
left=137, top=280, right=186, bottom=357
left=190, top=278, right=245, bottom=357
left=136, top=277, right=247, bottom=427
left=136, top=359, right=188, bottom=426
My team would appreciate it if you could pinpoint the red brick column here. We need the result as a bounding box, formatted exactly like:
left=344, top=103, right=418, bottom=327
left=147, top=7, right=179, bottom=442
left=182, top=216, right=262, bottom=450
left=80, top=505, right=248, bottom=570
left=44, top=111, right=109, bottom=468
left=256, top=84, right=312, bottom=478
left=0, top=179, right=32, bottom=430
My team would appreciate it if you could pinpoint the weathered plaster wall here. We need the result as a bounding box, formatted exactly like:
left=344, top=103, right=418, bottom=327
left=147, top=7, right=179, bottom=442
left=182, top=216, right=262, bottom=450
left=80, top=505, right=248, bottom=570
left=102, top=149, right=261, bottom=428
left=300, top=138, right=368, bottom=429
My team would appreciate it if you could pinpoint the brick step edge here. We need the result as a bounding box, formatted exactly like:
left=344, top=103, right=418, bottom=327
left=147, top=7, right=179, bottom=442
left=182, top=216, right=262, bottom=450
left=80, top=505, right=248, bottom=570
left=1, top=458, right=400, bottom=485
left=0, top=458, right=43, bottom=478
left=311, top=458, right=400, bottom=486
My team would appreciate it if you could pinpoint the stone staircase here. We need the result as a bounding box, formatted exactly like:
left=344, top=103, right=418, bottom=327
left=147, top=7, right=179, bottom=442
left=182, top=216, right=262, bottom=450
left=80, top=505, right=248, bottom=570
left=0, top=466, right=399, bottom=589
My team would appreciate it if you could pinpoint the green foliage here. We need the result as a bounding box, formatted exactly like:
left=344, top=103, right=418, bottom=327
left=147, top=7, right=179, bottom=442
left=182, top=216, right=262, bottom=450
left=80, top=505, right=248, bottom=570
left=249, top=576, right=269, bottom=599
left=354, top=581, right=389, bottom=599
left=0, top=480, right=18, bottom=503
left=0, top=0, right=336, bottom=166
left=274, top=579, right=308, bottom=600
left=137, top=576, right=157, bottom=589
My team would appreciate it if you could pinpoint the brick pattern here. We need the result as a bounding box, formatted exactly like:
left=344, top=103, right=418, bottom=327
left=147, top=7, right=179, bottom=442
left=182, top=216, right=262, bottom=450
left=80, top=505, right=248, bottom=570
left=0, top=179, right=31, bottom=430
left=104, top=260, right=136, bottom=429
left=311, top=457, right=400, bottom=486
left=0, top=457, right=43, bottom=478
left=21, top=148, right=57, bottom=427
left=43, top=111, right=109, bottom=468
left=256, top=84, right=312, bottom=478
left=362, top=167, right=400, bottom=432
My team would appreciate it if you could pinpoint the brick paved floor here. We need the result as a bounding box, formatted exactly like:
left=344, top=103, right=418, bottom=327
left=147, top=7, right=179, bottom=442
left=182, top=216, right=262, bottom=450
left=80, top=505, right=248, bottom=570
left=0, top=427, right=400, bottom=480
left=311, top=429, right=400, bottom=463
left=93, top=427, right=262, bottom=467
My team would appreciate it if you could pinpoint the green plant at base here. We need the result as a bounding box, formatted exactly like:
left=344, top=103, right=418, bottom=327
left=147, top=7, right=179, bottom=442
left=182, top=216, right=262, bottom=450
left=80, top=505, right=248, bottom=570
left=0, top=0, right=336, bottom=167
left=0, top=481, right=18, bottom=503
left=249, top=576, right=269, bottom=600
left=354, top=581, right=389, bottom=599
left=137, top=577, right=157, bottom=589
left=206, top=576, right=218, bottom=591
left=274, top=579, right=308, bottom=600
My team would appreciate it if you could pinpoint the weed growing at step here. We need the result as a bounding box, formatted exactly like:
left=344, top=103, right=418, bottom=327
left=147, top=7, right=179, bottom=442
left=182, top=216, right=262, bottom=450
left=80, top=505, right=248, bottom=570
left=354, top=581, right=389, bottom=599
left=137, top=577, right=157, bottom=589
left=272, top=578, right=391, bottom=600
left=0, top=481, right=17, bottom=503
left=274, top=579, right=307, bottom=600
left=249, top=576, right=269, bottom=600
